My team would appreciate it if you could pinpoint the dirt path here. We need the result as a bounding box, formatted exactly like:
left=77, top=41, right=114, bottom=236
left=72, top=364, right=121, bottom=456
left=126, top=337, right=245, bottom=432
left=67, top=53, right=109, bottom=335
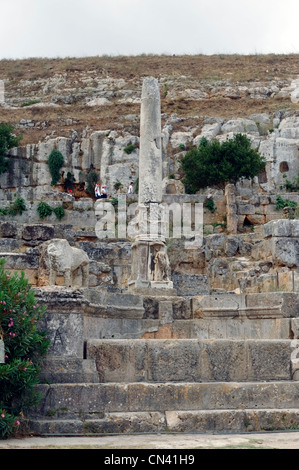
left=0, top=431, right=299, bottom=449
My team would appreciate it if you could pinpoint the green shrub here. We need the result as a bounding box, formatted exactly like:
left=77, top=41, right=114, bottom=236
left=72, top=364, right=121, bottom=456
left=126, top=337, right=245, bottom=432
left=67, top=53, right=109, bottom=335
left=124, top=144, right=137, bottom=154
left=86, top=171, right=99, bottom=197
left=275, top=195, right=298, bottom=210
left=281, top=173, right=299, bottom=192
left=204, top=197, right=216, bottom=213
left=37, top=202, right=65, bottom=220
left=64, top=172, right=74, bottom=192
left=113, top=180, right=122, bottom=190
left=0, top=123, right=22, bottom=175
left=37, top=202, right=53, bottom=219
left=53, top=206, right=65, bottom=220
left=0, top=197, right=26, bottom=217
left=0, top=259, right=50, bottom=439
left=47, top=150, right=64, bottom=186
left=180, top=134, right=266, bottom=193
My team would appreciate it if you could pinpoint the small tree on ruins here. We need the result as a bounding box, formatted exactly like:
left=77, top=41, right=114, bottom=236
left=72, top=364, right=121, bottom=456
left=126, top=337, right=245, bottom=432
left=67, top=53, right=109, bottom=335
left=0, top=123, right=22, bottom=174
left=180, top=134, right=266, bottom=193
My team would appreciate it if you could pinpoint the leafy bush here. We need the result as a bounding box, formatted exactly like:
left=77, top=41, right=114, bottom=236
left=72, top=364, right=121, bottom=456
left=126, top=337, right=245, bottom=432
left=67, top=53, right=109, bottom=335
left=124, top=144, right=137, bottom=154
left=37, top=202, right=65, bottom=220
left=0, top=123, right=22, bottom=175
left=64, top=172, right=74, bottom=192
left=180, top=134, right=266, bottom=193
left=53, top=206, right=65, bottom=220
left=47, top=150, right=64, bottom=186
left=113, top=180, right=122, bottom=190
left=86, top=170, right=99, bottom=197
left=0, top=197, right=26, bottom=217
left=0, top=259, right=50, bottom=439
left=275, top=195, right=298, bottom=210
left=204, top=197, right=216, bottom=213
left=281, top=173, right=299, bottom=192
left=37, top=202, right=53, bottom=219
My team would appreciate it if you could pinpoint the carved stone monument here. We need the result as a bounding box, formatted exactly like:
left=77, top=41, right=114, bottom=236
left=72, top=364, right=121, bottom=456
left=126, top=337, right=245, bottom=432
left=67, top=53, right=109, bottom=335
left=38, top=239, right=90, bottom=288
left=129, top=77, right=174, bottom=292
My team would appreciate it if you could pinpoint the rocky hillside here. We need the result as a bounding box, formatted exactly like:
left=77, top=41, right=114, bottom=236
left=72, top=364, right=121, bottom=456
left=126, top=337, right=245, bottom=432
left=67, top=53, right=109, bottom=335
left=0, top=54, right=299, bottom=146
left=0, top=54, right=299, bottom=225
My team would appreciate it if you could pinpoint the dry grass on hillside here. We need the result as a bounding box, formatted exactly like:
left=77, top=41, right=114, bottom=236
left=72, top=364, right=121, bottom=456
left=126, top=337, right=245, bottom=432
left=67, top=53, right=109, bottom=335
left=1, top=53, right=299, bottom=82
left=0, top=54, right=298, bottom=145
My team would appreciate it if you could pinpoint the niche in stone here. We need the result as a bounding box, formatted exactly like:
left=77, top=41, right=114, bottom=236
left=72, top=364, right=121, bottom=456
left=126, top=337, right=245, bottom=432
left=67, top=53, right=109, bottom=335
left=243, top=216, right=254, bottom=227
left=280, top=161, right=289, bottom=173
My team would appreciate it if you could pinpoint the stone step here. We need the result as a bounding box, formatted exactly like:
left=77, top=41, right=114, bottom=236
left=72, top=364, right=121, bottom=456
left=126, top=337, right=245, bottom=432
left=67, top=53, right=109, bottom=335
left=86, top=339, right=294, bottom=383
left=39, top=357, right=99, bottom=384
left=27, top=408, right=299, bottom=435
left=29, top=381, right=299, bottom=419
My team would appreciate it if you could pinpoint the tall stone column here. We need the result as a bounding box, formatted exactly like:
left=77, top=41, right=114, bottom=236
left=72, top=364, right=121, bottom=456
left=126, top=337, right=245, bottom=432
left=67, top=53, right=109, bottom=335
left=138, top=77, right=163, bottom=206
left=129, top=77, right=174, bottom=293
left=225, top=183, right=238, bottom=235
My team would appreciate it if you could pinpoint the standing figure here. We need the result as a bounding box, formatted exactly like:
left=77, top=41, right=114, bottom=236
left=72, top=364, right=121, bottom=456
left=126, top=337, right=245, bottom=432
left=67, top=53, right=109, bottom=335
left=95, top=182, right=101, bottom=199
left=128, top=181, right=134, bottom=194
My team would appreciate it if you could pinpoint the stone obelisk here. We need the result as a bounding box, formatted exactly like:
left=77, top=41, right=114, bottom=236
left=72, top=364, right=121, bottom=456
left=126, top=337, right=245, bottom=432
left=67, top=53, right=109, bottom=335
left=128, top=77, right=174, bottom=292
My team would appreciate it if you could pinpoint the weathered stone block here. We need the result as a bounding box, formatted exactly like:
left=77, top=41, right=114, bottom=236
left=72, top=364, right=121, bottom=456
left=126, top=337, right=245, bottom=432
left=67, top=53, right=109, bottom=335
left=172, top=273, right=209, bottom=296
left=0, top=251, right=39, bottom=269
left=22, top=224, right=55, bottom=241
left=87, top=339, right=292, bottom=383
left=272, top=238, right=299, bottom=267
left=0, top=222, right=18, bottom=238
left=40, top=312, right=85, bottom=357
left=263, top=220, right=293, bottom=238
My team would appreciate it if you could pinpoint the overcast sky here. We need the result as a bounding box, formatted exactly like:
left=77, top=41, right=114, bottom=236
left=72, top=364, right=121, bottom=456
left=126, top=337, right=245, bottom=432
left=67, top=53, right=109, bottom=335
left=0, top=0, right=299, bottom=59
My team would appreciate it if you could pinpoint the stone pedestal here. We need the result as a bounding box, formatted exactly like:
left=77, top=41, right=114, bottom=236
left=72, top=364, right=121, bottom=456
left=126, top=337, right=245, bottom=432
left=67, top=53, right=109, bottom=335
left=129, top=239, right=174, bottom=291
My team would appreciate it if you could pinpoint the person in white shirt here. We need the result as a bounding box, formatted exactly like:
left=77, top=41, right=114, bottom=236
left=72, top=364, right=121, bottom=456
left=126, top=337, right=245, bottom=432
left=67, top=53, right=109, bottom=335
left=128, top=182, right=134, bottom=194
left=95, top=183, right=101, bottom=199
left=101, top=185, right=108, bottom=198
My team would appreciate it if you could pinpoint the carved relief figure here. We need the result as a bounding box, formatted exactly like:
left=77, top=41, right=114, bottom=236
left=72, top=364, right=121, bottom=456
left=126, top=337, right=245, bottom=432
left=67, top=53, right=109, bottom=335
left=153, top=250, right=170, bottom=282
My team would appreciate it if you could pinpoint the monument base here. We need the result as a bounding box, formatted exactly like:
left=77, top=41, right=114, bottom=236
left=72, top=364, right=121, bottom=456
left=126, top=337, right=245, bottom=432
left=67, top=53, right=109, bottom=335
left=129, top=239, right=174, bottom=294
left=128, top=283, right=177, bottom=297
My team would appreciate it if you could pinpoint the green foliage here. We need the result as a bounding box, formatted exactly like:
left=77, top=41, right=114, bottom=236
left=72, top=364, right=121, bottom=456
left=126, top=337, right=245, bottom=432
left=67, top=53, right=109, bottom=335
left=124, top=144, right=137, bottom=154
left=163, top=83, right=169, bottom=98
left=0, top=123, right=22, bottom=175
left=47, top=150, right=64, bottom=186
left=53, top=206, right=65, bottom=220
left=64, top=172, right=74, bottom=192
left=113, top=180, right=122, bottom=190
left=37, top=202, right=53, bottom=219
left=0, top=197, right=26, bottom=217
left=275, top=195, right=298, bottom=210
left=133, top=178, right=139, bottom=194
left=281, top=173, right=299, bottom=192
left=86, top=170, right=99, bottom=197
left=37, top=202, right=65, bottom=220
left=21, top=100, right=41, bottom=107
left=204, top=197, right=216, bottom=213
left=0, top=259, right=50, bottom=439
left=180, top=134, right=266, bottom=193
left=111, top=197, right=118, bottom=211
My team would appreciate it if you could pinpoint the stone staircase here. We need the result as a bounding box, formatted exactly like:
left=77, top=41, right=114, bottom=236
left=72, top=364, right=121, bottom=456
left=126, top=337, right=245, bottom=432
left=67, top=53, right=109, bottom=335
left=26, top=289, right=299, bottom=435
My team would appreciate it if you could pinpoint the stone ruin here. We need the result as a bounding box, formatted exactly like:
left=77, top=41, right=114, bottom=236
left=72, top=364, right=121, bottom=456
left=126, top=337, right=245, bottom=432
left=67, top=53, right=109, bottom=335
left=1, top=77, right=299, bottom=434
